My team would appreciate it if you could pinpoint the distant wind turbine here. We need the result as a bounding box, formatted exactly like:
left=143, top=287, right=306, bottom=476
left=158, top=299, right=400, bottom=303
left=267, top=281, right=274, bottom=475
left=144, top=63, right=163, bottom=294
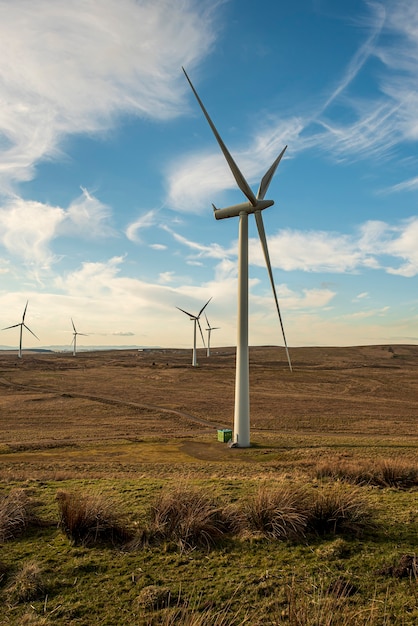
left=71, top=318, right=87, bottom=356
left=204, top=313, right=220, bottom=357
left=176, top=298, right=212, bottom=367
left=2, top=301, right=39, bottom=358
left=183, top=68, right=292, bottom=448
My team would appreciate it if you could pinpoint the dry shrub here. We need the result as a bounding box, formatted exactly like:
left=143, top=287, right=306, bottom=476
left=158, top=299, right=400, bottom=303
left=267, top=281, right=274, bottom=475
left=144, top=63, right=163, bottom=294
left=316, top=458, right=418, bottom=489
left=306, top=484, right=373, bottom=537
left=0, top=488, right=39, bottom=542
left=147, top=484, right=233, bottom=551
left=136, top=584, right=172, bottom=610
left=237, top=484, right=308, bottom=541
left=56, top=489, right=132, bottom=546
left=376, top=459, right=418, bottom=488
left=6, top=561, right=45, bottom=604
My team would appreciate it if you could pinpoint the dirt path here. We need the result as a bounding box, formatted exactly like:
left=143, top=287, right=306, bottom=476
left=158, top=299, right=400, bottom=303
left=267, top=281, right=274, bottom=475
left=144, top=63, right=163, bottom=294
left=0, top=376, right=229, bottom=431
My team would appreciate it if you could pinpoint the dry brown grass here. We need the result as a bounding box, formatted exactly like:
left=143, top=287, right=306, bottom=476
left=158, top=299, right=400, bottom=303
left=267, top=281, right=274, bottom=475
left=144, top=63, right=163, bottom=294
left=0, top=488, right=39, bottom=542
left=236, top=484, right=308, bottom=541
left=146, top=483, right=235, bottom=551
left=5, top=560, right=45, bottom=604
left=0, top=345, right=417, bottom=480
left=315, top=457, right=418, bottom=488
left=56, top=489, right=133, bottom=546
left=306, top=484, right=374, bottom=537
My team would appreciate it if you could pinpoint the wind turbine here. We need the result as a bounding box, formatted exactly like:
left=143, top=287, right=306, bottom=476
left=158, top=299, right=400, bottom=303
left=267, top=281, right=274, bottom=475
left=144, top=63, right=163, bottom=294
left=71, top=318, right=87, bottom=356
left=2, top=301, right=39, bottom=358
left=183, top=68, right=292, bottom=448
left=176, top=298, right=211, bottom=366
left=204, top=313, right=220, bottom=358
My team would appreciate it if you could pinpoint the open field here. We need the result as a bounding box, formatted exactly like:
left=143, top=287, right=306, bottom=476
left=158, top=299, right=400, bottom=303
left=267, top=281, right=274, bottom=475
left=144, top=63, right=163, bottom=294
left=0, top=344, right=417, bottom=478
left=0, top=344, right=418, bottom=624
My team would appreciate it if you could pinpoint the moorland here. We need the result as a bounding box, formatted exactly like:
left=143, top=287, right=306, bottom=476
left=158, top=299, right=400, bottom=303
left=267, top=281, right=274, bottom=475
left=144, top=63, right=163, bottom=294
left=0, top=344, right=417, bottom=624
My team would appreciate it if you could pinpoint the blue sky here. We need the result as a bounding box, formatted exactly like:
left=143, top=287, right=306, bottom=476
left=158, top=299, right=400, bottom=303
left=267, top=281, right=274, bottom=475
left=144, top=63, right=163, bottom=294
left=0, top=0, right=417, bottom=350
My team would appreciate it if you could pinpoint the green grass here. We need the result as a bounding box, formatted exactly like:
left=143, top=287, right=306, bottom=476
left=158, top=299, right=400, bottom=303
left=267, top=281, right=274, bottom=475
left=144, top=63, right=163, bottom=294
left=0, top=476, right=417, bottom=624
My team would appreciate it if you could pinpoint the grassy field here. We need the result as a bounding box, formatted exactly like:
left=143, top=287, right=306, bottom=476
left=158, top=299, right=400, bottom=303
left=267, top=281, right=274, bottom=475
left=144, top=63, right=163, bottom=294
left=0, top=344, right=417, bottom=624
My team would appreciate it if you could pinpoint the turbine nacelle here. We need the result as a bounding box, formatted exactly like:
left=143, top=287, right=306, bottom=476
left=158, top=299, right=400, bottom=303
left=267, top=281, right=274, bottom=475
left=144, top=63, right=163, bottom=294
left=213, top=199, right=274, bottom=220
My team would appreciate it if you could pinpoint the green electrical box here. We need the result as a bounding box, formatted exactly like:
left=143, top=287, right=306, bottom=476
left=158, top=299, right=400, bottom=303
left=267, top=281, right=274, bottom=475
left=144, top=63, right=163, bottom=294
left=217, top=429, right=232, bottom=443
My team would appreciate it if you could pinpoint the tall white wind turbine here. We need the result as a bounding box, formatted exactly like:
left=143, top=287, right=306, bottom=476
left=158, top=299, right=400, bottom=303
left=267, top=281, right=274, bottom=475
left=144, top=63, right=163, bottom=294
left=71, top=318, right=87, bottom=356
left=2, top=301, right=39, bottom=358
left=204, top=313, right=220, bottom=358
left=176, top=298, right=212, bottom=366
left=183, top=68, right=292, bottom=448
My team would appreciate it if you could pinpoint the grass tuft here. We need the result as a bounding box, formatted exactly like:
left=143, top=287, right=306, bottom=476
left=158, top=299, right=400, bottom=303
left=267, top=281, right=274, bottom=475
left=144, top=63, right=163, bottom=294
left=147, top=484, right=234, bottom=551
left=56, top=489, right=133, bottom=546
left=135, top=584, right=172, bottom=610
left=6, top=560, right=45, bottom=604
left=237, top=484, right=308, bottom=541
left=0, top=488, right=39, bottom=542
left=306, top=484, right=373, bottom=537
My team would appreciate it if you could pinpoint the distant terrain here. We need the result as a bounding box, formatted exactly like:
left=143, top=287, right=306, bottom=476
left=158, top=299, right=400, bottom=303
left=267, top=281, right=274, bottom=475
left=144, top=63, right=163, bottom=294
left=0, top=343, right=417, bottom=478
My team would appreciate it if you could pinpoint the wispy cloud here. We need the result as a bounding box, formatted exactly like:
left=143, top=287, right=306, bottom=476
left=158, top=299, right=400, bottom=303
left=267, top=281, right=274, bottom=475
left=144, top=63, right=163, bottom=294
left=0, top=0, right=219, bottom=191
left=168, top=1, right=418, bottom=208
left=126, top=209, right=158, bottom=243
left=385, top=176, right=418, bottom=193
left=168, top=217, right=418, bottom=277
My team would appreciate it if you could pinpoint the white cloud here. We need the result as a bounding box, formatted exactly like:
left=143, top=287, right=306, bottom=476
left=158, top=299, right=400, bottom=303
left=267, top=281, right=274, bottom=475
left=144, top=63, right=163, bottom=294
left=63, top=187, right=114, bottom=238
left=0, top=196, right=65, bottom=268
left=163, top=225, right=229, bottom=260
left=159, top=271, right=175, bottom=284
left=343, top=306, right=390, bottom=320
left=0, top=189, right=115, bottom=273
left=167, top=216, right=418, bottom=278
left=0, top=0, right=219, bottom=190
left=385, top=217, right=418, bottom=277
left=354, top=292, right=369, bottom=301
left=386, top=176, right=418, bottom=193
left=167, top=1, right=418, bottom=210
left=126, top=209, right=158, bottom=243
left=166, top=119, right=300, bottom=213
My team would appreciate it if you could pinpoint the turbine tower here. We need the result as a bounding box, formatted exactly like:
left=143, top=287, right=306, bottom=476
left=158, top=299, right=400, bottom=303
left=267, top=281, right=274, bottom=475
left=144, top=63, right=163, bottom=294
left=183, top=68, right=292, bottom=448
left=204, top=313, right=220, bottom=357
left=176, top=298, right=211, bottom=366
left=71, top=318, right=87, bottom=356
left=2, top=301, right=39, bottom=358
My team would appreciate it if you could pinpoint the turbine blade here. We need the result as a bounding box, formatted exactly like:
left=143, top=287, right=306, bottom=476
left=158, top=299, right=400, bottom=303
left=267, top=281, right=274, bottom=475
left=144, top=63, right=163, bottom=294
left=198, top=297, right=212, bottom=318
left=204, top=312, right=210, bottom=328
left=197, top=319, right=206, bottom=348
left=2, top=323, right=20, bottom=330
left=71, top=318, right=76, bottom=332
left=176, top=306, right=196, bottom=319
left=256, top=146, right=287, bottom=200
left=183, top=68, right=257, bottom=206
left=23, top=324, right=39, bottom=341
left=254, top=210, right=292, bottom=372
left=22, top=300, right=28, bottom=322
